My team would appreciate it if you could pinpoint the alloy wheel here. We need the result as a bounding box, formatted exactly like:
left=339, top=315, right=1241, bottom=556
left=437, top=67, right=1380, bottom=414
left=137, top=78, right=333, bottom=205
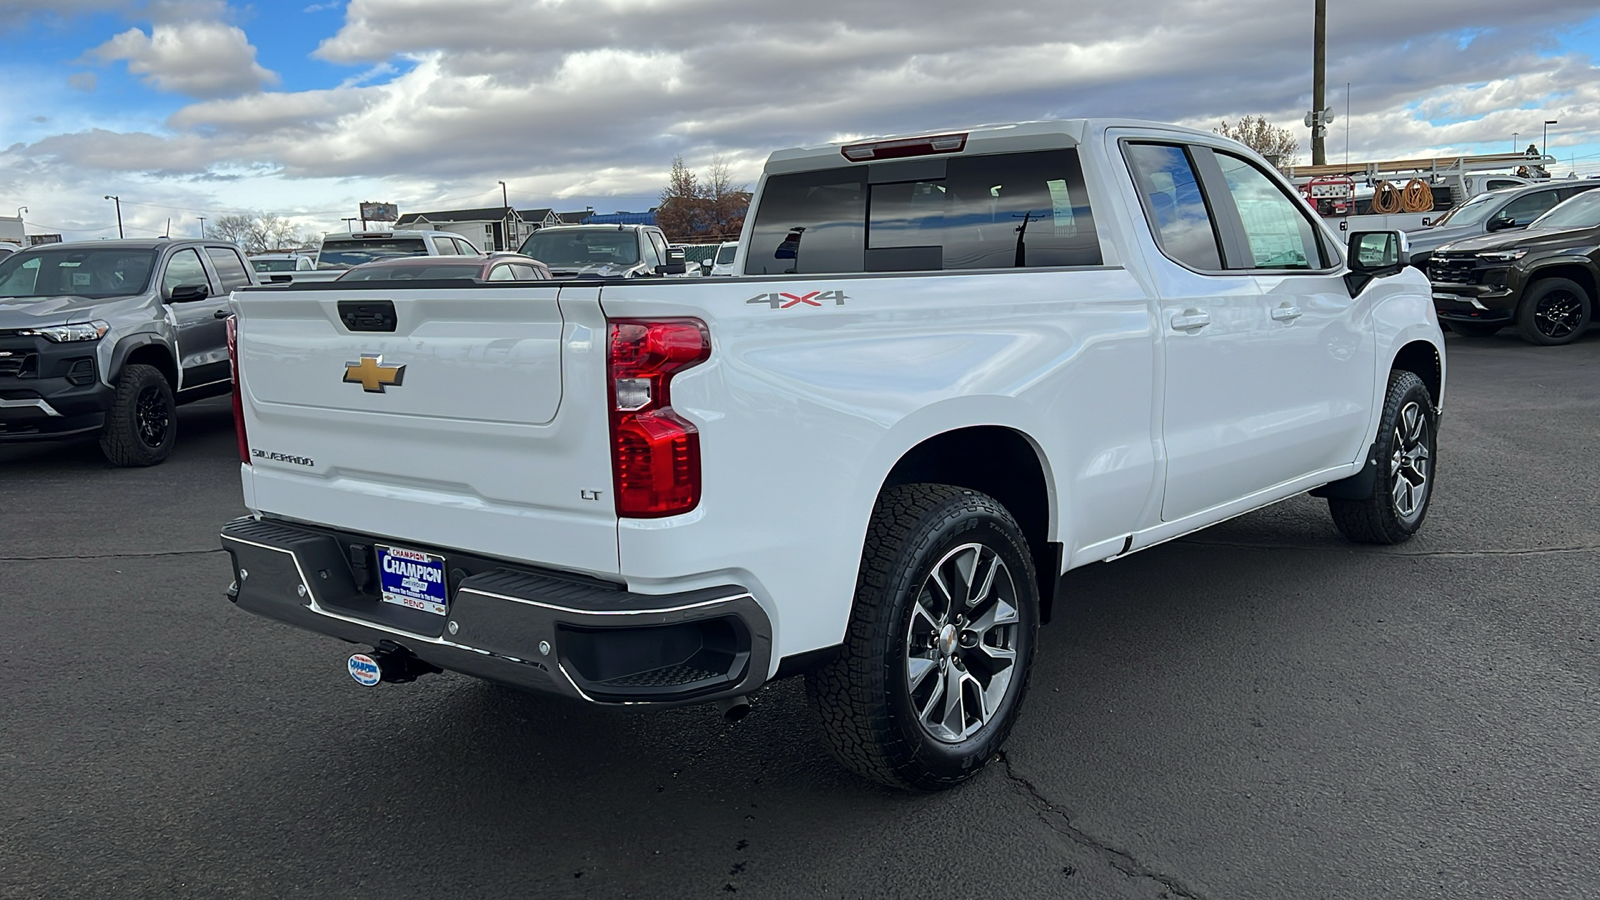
left=1534, top=289, right=1583, bottom=339
left=1390, top=400, right=1431, bottom=519
left=136, top=385, right=171, bottom=448
left=904, top=542, right=1020, bottom=743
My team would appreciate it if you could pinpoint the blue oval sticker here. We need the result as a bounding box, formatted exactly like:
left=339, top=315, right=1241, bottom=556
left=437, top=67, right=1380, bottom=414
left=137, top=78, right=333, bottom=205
left=348, top=653, right=381, bottom=686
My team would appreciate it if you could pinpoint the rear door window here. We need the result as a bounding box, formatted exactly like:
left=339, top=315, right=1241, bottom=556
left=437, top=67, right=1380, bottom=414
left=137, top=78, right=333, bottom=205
left=1123, top=143, right=1224, bottom=271
left=431, top=235, right=458, bottom=255
left=204, top=247, right=253, bottom=290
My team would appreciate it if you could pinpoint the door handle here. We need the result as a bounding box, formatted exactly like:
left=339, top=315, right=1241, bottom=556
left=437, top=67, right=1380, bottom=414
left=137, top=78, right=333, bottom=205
left=213, top=309, right=231, bottom=319
left=1270, top=305, right=1303, bottom=322
left=1170, top=309, right=1210, bottom=330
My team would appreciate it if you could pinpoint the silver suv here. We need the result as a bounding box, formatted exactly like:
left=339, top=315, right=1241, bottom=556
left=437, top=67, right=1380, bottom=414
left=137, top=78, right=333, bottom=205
left=0, top=238, right=257, bottom=466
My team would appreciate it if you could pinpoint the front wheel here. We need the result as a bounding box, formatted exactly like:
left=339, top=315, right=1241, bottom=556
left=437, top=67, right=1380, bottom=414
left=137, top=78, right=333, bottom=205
left=1327, top=370, right=1437, bottom=544
left=806, top=484, right=1039, bottom=790
left=1515, top=277, right=1591, bottom=346
left=99, top=363, right=176, bottom=467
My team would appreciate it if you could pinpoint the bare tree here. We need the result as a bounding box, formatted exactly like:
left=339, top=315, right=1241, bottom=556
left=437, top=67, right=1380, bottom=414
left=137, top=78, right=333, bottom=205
left=203, top=211, right=314, bottom=252
left=1215, top=117, right=1301, bottom=167
left=656, top=156, right=704, bottom=242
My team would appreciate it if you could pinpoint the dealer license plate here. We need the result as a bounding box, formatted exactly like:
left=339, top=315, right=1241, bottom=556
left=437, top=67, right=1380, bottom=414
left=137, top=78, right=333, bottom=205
left=375, top=545, right=449, bottom=616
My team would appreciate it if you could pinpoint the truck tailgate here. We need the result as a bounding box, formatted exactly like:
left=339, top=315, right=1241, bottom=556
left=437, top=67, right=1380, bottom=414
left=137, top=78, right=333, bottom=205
left=233, top=284, right=619, bottom=575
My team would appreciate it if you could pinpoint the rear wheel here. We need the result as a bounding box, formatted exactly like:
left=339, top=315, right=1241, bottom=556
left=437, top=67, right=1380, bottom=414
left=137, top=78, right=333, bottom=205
left=1446, top=321, right=1502, bottom=338
left=1328, top=370, right=1436, bottom=544
left=1515, top=278, right=1591, bottom=346
left=99, top=364, right=176, bottom=467
left=806, top=484, right=1039, bottom=791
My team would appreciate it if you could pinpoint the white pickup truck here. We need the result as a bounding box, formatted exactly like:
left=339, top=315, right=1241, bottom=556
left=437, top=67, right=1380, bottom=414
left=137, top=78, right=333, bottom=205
left=220, top=119, right=1444, bottom=790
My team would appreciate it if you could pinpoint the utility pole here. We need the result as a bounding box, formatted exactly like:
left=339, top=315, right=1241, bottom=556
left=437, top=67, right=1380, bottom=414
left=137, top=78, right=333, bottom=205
left=342, top=217, right=358, bottom=233
left=1543, top=120, right=1558, bottom=156
left=104, top=195, right=123, bottom=238
left=198, top=216, right=206, bottom=237
left=1312, top=0, right=1327, bottom=165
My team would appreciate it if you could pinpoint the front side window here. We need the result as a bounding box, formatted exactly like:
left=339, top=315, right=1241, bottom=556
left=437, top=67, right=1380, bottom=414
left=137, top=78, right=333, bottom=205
left=1124, top=143, right=1223, bottom=270
left=1214, top=152, right=1322, bottom=269
left=1498, top=190, right=1560, bottom=226
left=431, top=235, right=458, bottom=256
left=163, top=249, right=212, bottom=298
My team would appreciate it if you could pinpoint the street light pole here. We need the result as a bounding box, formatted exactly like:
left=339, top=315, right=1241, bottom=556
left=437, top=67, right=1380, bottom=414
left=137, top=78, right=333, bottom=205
left=198, top=216, right=207, bottom=238
left=1543, top=120, right=1558, bottom=157
left=342, top=217, right=358, bottom=233
left=498, top=180, right=509, bottom=251
left=1511, top=132, right=1518, bottom=152
left=103, top=195, right=123, bottom=238
left=14, top=206, right=24, bottom=219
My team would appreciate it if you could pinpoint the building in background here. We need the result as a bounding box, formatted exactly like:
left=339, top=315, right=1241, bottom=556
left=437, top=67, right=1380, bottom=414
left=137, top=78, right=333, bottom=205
left=393, top=206, right=526, bottom=251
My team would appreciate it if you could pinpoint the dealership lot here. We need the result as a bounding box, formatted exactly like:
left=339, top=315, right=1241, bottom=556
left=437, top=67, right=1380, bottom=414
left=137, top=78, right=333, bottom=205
left=2, top=332, right=1598, bottom=898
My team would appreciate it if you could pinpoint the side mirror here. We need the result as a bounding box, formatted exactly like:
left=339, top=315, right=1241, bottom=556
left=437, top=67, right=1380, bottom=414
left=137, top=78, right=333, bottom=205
left=1344, top=231, right=1406, bottom=296
left=1485, top=216, right=1519, bottom=232
left=658, top=247, right=687, bottom=276
left=699, top=258, right=714, bottom=275
left=167, top=283, right=210, bottom=302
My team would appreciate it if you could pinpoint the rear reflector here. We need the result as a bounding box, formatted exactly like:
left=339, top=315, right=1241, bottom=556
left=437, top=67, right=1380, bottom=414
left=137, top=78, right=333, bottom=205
left=841, top=132, right=968, bottom=161
left=226, top=314, right=248, bottom=464
left=607, top=319, right=710, bottom=518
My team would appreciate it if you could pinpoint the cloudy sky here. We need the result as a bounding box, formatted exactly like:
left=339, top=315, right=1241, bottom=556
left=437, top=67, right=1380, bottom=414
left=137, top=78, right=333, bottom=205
left=3, top=0, right=1600, bottom=241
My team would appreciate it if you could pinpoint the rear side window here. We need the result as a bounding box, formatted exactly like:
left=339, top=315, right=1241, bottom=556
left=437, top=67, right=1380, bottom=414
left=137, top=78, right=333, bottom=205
left=205, top=247, right=253, bottom=290
left=1124, top=143, right=1223, bottom=270
left=745, top=149, right=1100, bottom=274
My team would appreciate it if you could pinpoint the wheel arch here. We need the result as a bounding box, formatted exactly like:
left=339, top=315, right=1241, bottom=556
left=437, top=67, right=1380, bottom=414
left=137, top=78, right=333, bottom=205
left=110, top=336, right=177, bottom=388
left=1524, top=262, right=1597, bottom=309
left=878, top=425, right=1063, bottom=623
left=1390, top=339, right=1442, bottom=408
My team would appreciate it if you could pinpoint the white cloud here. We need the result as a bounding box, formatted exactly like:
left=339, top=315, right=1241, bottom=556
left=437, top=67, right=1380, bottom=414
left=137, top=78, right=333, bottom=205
left=91, top=19, right=278, bottom=98
left=8, top=0, right=1600, bottom=239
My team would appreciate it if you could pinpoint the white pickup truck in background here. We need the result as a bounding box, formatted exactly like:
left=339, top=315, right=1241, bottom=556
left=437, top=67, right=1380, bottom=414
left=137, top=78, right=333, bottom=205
left=220, top=119, right=1444, bottom=790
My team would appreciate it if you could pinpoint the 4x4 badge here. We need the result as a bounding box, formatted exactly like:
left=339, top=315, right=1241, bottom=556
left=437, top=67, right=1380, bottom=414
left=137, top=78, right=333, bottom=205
left=747, top=290, right=847, bottom=309
left=343, top=354, right=406, bottom=392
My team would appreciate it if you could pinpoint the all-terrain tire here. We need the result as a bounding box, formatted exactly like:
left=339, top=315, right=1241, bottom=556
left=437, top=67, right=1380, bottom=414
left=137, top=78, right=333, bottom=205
left=805, top=484, right=1039, bottom=791
left=1515, top=277, right=1591, bottom=346
left=99, top=363, right=176, bottom=467
left=1328, top=370, right=1436, bottom=544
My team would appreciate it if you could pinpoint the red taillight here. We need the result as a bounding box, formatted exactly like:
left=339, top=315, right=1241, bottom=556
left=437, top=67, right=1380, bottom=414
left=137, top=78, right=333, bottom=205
left=607, top=318, right=710, bottom=517
left=226, top=314, right=249, bottom=464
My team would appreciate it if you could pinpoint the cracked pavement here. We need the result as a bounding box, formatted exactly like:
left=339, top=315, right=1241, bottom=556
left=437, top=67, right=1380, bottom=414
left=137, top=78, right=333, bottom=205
left=2, top=330, right=1598, bottom=898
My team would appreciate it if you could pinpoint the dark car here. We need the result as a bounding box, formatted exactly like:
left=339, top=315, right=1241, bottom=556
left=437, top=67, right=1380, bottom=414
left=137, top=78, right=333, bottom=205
left=334, top=254, right=551, bottom=282
left=1428, top=188, right=1600, bottom=345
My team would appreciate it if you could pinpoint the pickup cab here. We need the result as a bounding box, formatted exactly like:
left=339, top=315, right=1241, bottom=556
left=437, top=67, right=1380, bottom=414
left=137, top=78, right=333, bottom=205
left=220, top=119, right=1445, bottom=789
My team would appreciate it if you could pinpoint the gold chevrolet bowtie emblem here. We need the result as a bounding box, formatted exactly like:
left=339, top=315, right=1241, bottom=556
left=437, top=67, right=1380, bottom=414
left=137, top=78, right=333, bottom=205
left=342, top=355, right=406, bottom=392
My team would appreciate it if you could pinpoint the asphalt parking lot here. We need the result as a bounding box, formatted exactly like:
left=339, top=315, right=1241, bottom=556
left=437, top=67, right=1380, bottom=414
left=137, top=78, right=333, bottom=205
left=3, top=330, right=1598, bottom=899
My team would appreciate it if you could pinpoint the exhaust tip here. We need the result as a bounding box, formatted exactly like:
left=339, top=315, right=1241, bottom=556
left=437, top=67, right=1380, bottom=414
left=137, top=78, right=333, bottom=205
left=716, top=696, right=751, bottom=723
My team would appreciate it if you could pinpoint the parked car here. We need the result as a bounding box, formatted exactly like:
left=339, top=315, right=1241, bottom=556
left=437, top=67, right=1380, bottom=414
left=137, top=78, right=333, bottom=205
left=335, top=254, right=551, bottom=282
left=250, top=253, right=314, bottom=274
left=516, top=224, right=686, bottom=278
left=1406, top=180, right=1600, bottom=264
left=0, top=244, right=17, bottom=259
left=0, top=238, right=258, bottom=465
left=1428, top=187, right=1600, bottom=344
left=704, top=240, right=739, bottom=276
left=221, top=118, right=1441, bottom=790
